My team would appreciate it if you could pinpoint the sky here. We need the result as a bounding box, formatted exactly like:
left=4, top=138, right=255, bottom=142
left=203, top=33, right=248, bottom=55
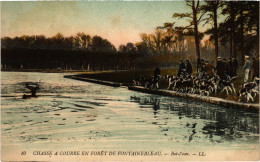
left=1, top=1, right=199, bottom=48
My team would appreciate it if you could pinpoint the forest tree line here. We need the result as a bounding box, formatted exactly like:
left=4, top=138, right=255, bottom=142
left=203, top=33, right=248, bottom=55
left=1, top=1, right=259, bottom=70
left=131, top=1, right=259, bottom=65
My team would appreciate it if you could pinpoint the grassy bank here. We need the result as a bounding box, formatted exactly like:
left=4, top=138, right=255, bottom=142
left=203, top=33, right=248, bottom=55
left=75, top=68, right=258, bottom=103
left=77, top=68, right=179, bottom=87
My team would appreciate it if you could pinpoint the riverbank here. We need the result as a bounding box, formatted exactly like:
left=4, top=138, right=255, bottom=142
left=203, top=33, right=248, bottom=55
left=64, top=71, right=259, bottom=110
left=128, top=86, right=259, bottom=110
left=69, top=68, right=178, bottom=84
left=64, top=74, right=259, bottom=110
left=64, top=75, right=124, bottom=87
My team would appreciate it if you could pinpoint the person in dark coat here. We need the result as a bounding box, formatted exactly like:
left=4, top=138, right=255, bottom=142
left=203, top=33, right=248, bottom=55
left=200, top=59, right=206, bottom=73
left=232, top=57, right=238, bottom=76
left=216, top=57, right=225, bottom=79
left=154, top=65, right=160, bottom=81
left=223, top=58, right=229, bottom=77
left=227, top=58, right=233, bottom=77
left=205, top=61, right=215, bottom=77
left=186, top=60, right=193, bottom=76
left=199, top=59, right=206, bottom=79
left=197, top=58, right=201, bottom=73
left=252, top=57, right=259, bottom=80
left=178, top=60, right=186, bottom=77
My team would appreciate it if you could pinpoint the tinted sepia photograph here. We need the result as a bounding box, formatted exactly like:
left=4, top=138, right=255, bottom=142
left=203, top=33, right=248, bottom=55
left=1, top=1, right=259, bottom=161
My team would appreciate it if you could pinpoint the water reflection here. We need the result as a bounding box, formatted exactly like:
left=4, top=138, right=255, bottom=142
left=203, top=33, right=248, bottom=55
left=1, top=72, right=259, bottom=152
left=130, top=95, right=259, bottom=144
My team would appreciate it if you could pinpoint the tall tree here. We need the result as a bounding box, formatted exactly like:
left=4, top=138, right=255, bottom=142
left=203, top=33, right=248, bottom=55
left=76, top=32, right=91, bottom=50
left=125, top=42, right=137, bottom=70
left=157, top=22, right=188, bottom=54
left=220, top=1, right=259, bottom=63
left=135, top=42, right=149, bottom=55
left=36, top=35, right=46, bottom=49
left=201, top=1, right=223, bottom=63
left=173, top=0, right=205, bottom=65
left=64, top=36, right=74, bottom=49
left=222, top=2, right=238, bottom=58
left=118, top=44, right=127, bottom=53
left=152, top=29, right=164, bottom=54
left=89, top=36, right=116, bottom=53
left=236, top=2, right=247, bottom=64
left=140, top=33, right=156, bottom=54
left=1, top=37, right=12, bottom=48
left=246, top=1, right=259, bottom=58
left=52, top=32, right=65, bottom=49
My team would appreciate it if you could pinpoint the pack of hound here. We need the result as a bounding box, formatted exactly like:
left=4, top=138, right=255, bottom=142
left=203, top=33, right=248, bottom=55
left=131, top=72, right=259, bottom=103
left=131, top=75, right=161, bottom=89
left=165, top=73, right=237, bottom=96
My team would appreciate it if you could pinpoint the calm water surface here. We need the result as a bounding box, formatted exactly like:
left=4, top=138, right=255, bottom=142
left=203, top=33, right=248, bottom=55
left=1, top=72, right=259, bottom=152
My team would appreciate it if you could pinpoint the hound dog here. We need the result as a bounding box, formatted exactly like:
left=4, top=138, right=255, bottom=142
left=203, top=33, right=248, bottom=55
left=239, top=77, right=259, bottom=102
left=172, top=77, right=184, bottom=92
left=198, top=79, right=211, bottom=96
left=181, top=76, right=194, bottom=93
left=144, top=75, right=161, bottom=89
left=132, top=77, right=141, bottom=86
left=165, top=75, right=175, bottom=90
left=220, top=75, right=237, bottom=95
left=207, top=75, right=219, bottom=94
left=251, top=77, right=259, bottom=98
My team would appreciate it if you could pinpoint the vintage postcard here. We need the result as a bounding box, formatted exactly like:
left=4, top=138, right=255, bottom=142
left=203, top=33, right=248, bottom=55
left=1, top=1, right=259, bottom=161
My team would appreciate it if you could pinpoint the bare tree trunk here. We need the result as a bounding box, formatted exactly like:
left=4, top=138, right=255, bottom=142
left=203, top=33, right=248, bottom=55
left=192, top=1, right=201, bottom=64
left=257, top=18, right=259, bottom=58
left=231, top=3, right=237, bottom=57
left=116, top=54, right=119, bottom=71
left=240, top=9, right=245, bottom=65
left=230, top=33, right=232, bottom=58
left=129, top=53, right=133, bottom=70
left=213, top=7, right=218, bottom=63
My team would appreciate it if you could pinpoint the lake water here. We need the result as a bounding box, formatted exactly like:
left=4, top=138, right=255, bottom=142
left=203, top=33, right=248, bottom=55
left=1, top=72, right=259, bottom=161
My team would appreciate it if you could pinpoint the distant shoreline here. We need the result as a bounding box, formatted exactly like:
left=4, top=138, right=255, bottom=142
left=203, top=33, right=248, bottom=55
left=1, top=69, right=119, bottom=74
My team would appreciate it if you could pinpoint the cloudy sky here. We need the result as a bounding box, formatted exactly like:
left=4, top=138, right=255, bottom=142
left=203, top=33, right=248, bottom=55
left=1, top=1, right=198, bottom=48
